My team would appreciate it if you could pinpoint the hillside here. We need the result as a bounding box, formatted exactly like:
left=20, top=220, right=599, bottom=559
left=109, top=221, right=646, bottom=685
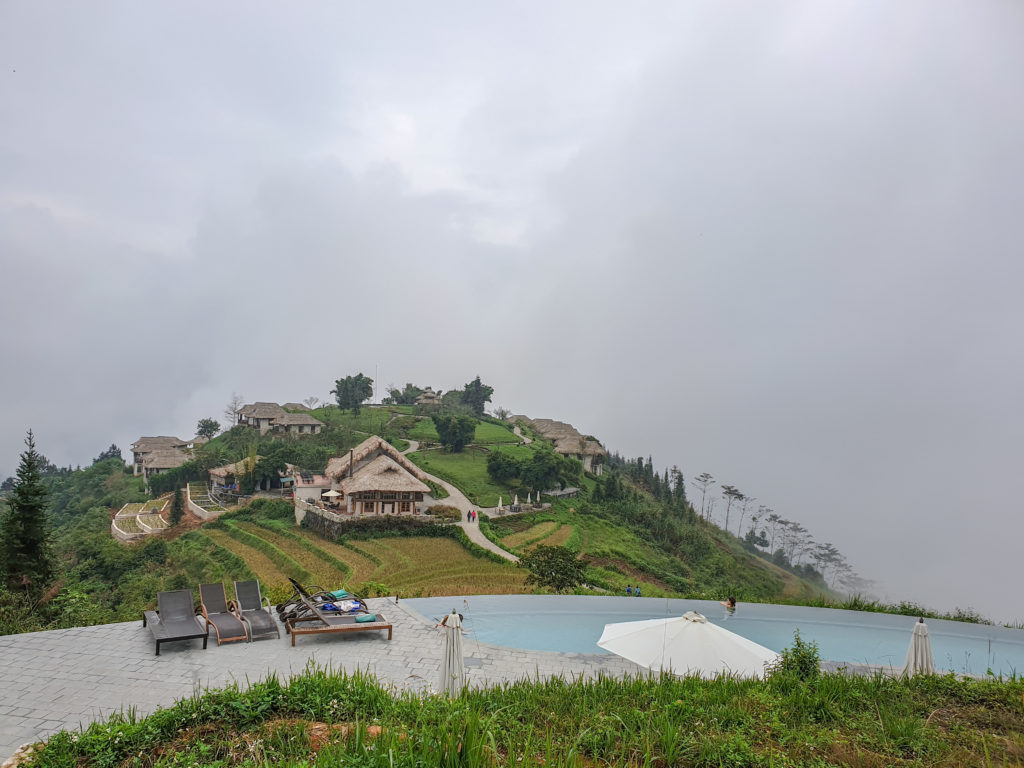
left=1, top=406, right=833, bottom=634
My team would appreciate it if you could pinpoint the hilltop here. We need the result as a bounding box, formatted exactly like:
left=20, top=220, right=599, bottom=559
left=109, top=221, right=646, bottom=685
left=0, top=393, right=842, bottom=636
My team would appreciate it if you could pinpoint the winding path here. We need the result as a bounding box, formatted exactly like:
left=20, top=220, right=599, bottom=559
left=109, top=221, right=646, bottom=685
left=400, top=441, right=519, bottom=563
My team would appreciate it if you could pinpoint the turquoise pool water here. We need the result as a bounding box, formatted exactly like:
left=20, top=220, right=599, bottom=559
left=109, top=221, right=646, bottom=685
left=404, top=595, right=1024, bottom=676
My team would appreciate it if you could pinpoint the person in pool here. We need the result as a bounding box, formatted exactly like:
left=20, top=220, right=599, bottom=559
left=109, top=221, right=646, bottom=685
left=720, top=596, right=737, bottom=612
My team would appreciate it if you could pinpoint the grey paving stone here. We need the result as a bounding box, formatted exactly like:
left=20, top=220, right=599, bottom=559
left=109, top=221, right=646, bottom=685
left=1, top=597, right=643, bottom=761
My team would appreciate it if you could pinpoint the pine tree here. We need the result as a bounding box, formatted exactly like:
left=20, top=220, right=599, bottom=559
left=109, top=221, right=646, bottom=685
left=0, top=430, right=55, bottom=593
left=169, top=487, right=185, bottom=526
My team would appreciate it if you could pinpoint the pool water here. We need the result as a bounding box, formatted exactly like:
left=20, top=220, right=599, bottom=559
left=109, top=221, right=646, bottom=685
left=405, top=595, right=1024, bottom=677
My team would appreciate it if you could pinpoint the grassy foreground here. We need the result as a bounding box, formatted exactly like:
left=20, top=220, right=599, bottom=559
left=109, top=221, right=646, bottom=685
left=22, top=664, right=1024, bottom=768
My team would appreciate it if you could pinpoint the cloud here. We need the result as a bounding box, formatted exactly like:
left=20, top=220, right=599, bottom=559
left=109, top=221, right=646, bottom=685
left=1, top=0, right=1023, bottom=623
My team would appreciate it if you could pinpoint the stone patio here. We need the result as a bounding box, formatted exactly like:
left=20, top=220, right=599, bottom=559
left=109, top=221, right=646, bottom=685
left=0, top=598, right=642, bottom=761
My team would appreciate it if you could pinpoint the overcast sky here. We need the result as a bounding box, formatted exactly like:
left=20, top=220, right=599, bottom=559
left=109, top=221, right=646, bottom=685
left=2, top=2, right=1022, bottom=622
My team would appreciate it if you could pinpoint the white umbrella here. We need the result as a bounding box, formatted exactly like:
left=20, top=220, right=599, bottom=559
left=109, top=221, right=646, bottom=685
left=527, top=491, right=532, bottom=504
left=322, top=490, right=341, bottom=498
left=440, top=610, right=466, bottom=695
left=498, top=496, right=502, bottom=510
left=513, top=494, right=519, bottom=506
left=901, top=619, right=935, bottom=676
left=598, top=611, right=779, bottom=680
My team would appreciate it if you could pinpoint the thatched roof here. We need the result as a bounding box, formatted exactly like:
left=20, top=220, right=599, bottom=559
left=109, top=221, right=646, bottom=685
left=209, top=457, right=261, bottom=479
left=273, top=413, right=323, bottom=427
left=324, top=435, right=430, bottom=483
left=415, top=388, right=441, bottom=405
left=238, top=402, right=288, bottom=419
left=132, top=436, right=186, bottom=453
left=514, top=417, right=607, bottom=458
left=338, top=455, right=431, bottom=494
left=142, top=450, right=189, bottom=470
left=282, top=402, right=311, bottom=411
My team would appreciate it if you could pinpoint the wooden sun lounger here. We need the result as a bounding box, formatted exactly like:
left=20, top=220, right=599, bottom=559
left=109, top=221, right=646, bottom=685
left=286, top=612, right=393, bottom=646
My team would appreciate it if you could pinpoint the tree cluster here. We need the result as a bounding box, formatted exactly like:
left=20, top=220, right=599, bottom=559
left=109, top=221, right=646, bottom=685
left=486, top=447, right=582, bottom=492
left=383, top=383, right=426, bottom=406
left=687, top=471, right=859, bottom=590
left=432, top=414, right=477, bottom=452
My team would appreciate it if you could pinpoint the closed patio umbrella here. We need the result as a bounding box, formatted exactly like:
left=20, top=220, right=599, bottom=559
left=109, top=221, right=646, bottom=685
left=598, top=611, right=779, bottom=679
left=901, top=618, right=935, bottom=676
left=440, top=609, right=466, bottom=695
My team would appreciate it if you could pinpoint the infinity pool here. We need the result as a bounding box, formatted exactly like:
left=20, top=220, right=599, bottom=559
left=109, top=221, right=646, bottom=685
left=405, top=595, right=1024, bottom=676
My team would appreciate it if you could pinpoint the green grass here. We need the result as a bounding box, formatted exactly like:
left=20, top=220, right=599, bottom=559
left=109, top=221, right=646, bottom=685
left=471, top=421, right=520, bottom=444
left=24, top=664, right=1024, bottom=768
left=407, top=419, right=520, bottom=445
left=408, top=445, right=537, bottom=506
left=487, top=505, right=699, bottom=596
left=310, top=406, right=396, bottom=435
left=407, top=418, right=439, bottom=442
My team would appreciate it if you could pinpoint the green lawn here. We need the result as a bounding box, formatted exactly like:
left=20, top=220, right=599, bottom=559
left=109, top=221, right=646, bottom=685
left=472, top=421, right=520, bottom=444
left=408, top=419, right=519, bottom=445
left=310, top=406, right=396, bottom=435
left=408, top=445, right=536, bottom=506
left=407, top=419, right=439, bottom=442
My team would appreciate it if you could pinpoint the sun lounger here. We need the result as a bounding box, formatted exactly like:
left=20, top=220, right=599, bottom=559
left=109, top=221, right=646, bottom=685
left=285, top=589, right=390, bottom=645
left=142, top=589, right=209, bottom=656
left=277, top=577, right=366, bottom=622
left=199, top=583, right=249, bottom=645
left=287, top=611, right=393, bottom=645
left=233, top=579, right=280, bottom=641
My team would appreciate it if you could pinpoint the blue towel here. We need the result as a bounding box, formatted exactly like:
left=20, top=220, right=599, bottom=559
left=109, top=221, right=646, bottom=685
left=354, top=613, right=377, bottom=623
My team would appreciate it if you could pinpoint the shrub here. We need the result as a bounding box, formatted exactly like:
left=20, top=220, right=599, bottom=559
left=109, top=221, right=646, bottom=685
left=768, top=630, right=821, bottom=681
left=426, top=504, right=461, bottom=522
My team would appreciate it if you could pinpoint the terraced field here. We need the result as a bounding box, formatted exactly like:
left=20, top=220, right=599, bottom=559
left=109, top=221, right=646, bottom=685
left=234, top=522, right=349, bottom=586
left=189, top=520, right=525, bottom=597
left=500, top=521, right=560, bottom=550
left=524, top=522, right=574, bottom=550
left=202, top=527, right=291, bottom=585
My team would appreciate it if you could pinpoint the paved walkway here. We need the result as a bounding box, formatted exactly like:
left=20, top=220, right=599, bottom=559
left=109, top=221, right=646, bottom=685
left=0, top=599, right=640, bottom=761
left=401, top=440, right=519, bottom=562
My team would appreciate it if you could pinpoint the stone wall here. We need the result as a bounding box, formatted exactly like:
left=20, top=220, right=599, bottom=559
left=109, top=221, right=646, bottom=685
left=110, top=518, right=145, bottom=543
left=299, top=501, right=442, bottom=540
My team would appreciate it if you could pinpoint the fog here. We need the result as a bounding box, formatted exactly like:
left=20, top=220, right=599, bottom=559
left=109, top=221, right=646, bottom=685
left=2, top=2, right=1022, bottom=622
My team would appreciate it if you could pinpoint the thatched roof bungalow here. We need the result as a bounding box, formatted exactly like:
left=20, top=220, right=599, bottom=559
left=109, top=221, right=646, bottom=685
left=272, top=412, right=324, bottom=435
left=319, top=436, right=432, bottom=516
left=131, top=436, right=188, bottom=476
left=141, top=449, right=189, bottom=481
left=512, top=416, right=607, bottom=475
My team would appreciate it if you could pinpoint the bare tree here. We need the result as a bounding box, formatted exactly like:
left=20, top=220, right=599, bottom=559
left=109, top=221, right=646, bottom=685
left=690, top=473, right=715, bottom=520
left=302, top=396, right=320, bottom=410
left=736, top=494, right=756, bottom=537
left=705, top=496, right=718, bottom=525
left=224, top=392, right=244, bottom=426
left=765, top=512, right=782, bottom=552
left=721, top=485, right=743, bottom=533
left=493, top=406, right=511, bottom=420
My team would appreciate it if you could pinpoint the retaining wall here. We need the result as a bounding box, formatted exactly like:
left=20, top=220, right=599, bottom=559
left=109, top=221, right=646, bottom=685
left=298, top=501, right=443, bottom=540
left=110, top=518, right=145, bottom=543
left=186, top=484, right=224, bottom=521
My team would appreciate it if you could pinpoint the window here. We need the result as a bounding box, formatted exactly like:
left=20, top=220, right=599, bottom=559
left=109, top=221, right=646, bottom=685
left=363, top=501, right=375, bottom=514
left=399, top=501, right=411, bottom=514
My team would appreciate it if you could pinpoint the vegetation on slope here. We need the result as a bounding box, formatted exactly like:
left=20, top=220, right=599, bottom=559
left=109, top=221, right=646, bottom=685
left=20, top=661, right=1024, bottom=768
